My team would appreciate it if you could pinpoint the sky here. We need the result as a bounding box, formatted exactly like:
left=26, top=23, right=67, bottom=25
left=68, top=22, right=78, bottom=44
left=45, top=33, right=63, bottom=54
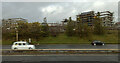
left=1, top=0, right=119, bottom=23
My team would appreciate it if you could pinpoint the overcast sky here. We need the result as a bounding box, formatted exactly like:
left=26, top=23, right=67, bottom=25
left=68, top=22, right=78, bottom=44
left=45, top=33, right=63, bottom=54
left=2, top=1, right=119, bottom=23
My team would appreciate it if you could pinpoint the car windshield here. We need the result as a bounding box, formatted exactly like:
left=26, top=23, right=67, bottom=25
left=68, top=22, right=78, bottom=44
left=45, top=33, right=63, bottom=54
left=94, top=41, right=101, bottom=43
left=13, top=42, right=29, bottom=45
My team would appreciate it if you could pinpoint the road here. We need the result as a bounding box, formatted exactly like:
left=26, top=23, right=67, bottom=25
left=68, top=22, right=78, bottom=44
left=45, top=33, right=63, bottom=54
left=1, top=44, right=119, bottom=63
left=2, top=44, right=119, bottom=49
left=2, top=54, right=119, bottom=62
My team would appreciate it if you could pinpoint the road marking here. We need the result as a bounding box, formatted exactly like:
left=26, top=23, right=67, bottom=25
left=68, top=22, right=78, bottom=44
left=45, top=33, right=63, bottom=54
left=1, top=54, right=118, bottom=56
left=1, top=49, right=120, bottom=51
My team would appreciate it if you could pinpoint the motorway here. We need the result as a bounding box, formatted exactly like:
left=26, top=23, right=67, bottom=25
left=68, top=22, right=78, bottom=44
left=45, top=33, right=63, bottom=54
left=1, top=44, right=119, bottom=49
left=2, top=54, right=119, bottom=62
left=1, top=44, right=120, bottom=63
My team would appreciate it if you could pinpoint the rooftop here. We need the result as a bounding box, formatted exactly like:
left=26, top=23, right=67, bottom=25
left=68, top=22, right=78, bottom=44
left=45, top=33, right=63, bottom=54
left=14, top=41, right=28, bottom=43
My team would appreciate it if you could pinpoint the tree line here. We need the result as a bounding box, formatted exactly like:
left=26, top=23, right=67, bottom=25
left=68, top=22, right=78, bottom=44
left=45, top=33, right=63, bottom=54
left=2, top=15, right=111, bottom=42
left=65, top=16, right=107, bottom=41
left=2, top=22, right=50, bottom=41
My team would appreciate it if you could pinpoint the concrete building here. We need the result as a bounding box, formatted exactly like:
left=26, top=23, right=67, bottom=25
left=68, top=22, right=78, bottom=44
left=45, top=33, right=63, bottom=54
left=2, top=18, right=27, bottom=30
left=97, top=11, right=114, bottom=27
left=48, top=23, right=63, bottom=33
left=115, top=22, right=120, bottom=29
left=76, top=11, right=95, bottom=26
left=61, top=11, right=114, bottom=32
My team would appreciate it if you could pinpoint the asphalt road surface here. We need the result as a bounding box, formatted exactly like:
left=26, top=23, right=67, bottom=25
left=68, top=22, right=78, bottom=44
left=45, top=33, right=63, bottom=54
left=2, top=54, right=119, bottom=62
left=2, top=44, right=119, bottom=49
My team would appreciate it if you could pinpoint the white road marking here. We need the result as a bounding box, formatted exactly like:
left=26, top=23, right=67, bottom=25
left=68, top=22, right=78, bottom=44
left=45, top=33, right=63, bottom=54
left=1, top=49, right=120, bottom=50
left=1, top=54, right=118, bottom=56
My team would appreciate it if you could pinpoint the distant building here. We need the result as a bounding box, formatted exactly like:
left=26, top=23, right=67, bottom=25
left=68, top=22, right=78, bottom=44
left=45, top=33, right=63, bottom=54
left=48, top=23, right=61, bottom=26
left=61, top=11, right=114, bottom=32
left=115, top=22, right=120, bottom=29
left=61, top=17, right=76, bottom=31
left=2, top=18, right=27, bottom=30
left=76, top=11, right=95, bottom=26
left=97, top=11, right=114, bottom=27
left=48, top=23, right=63, bottom=32
left=62, top=11, right=95, bottom=27
left=61, top=19, right=69, bottom=26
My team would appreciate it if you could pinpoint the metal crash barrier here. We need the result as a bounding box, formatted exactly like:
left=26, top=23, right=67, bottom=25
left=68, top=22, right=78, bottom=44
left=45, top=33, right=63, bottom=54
left=1, top=49, right=120, bottom=55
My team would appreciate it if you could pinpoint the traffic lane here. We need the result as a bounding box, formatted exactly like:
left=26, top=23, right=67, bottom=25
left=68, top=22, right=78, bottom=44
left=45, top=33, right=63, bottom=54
left=2, top=44, right=119, bottom=49
left=2, top=54, right=118, bottom=62
left=1, top=61, right=119, bottom=63
left=35, top=44, right=119, bottom=49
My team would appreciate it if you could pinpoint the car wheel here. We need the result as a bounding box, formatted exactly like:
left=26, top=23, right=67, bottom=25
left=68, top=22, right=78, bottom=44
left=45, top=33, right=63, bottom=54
left=14, top=48, right=17, bottom=49
left=29, top=47, right=32, bottom=49
left=94, top=44, right=96, bottom=46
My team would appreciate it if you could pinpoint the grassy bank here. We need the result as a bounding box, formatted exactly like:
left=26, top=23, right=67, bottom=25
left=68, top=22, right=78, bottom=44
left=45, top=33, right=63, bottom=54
left=32, top=33, right=118, bottom=44
left=2, top=30, right=118, bottom=45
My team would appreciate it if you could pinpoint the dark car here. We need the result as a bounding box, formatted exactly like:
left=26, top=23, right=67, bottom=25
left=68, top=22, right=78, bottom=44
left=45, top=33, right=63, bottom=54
left=91, top=40, right=105, bottom=46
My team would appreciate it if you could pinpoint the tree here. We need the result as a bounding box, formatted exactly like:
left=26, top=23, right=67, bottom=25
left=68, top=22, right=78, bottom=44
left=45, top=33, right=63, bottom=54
left=30, top=22, right=41, bottom=41
left=76, top=17, right=93, bottom=38
left=76, top=18, right=83, bottom=37
left=18, top=22, right=30, bottom=40
left=18, top=22, right=42, bottom=41
left=66, top=17, right=75, bottom=36
left=41, top=22, right=49, bottom=37
left=93, top=17, right=105, bottom=35
left=50, top=24, right=60, bottom=37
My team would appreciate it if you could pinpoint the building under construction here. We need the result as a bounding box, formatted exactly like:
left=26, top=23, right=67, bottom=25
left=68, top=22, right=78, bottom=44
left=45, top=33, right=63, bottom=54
left=96, top=11, right=114, bottom=27
left=61, top=11, right=114, bottom=31
left=76, top=11, right=95, bottom=26
left=76, top=11, right=114, bottom=27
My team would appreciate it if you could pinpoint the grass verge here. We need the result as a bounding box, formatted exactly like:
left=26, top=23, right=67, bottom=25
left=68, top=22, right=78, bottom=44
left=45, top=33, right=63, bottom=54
left=2, top=31, right=118, bottom=45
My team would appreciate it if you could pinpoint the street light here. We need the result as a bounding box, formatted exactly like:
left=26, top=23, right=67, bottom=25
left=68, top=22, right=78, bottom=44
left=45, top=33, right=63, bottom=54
left=15, top=25, right=18, bottom=41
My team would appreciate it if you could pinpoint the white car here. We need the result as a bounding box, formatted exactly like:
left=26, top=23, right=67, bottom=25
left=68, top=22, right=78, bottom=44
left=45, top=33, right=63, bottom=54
left=11, top=41, right=35, bottom=50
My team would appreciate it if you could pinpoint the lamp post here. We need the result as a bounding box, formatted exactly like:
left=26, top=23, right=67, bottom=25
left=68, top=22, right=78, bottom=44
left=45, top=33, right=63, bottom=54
left=16, top=30, right=18, bottom=41
left=15, top=25, right=18, bottom=41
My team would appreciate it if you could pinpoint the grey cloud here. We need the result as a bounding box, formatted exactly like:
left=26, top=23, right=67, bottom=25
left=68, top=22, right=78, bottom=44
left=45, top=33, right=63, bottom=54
left=2, top=2, right=118, bottom=23
left=2, top=0, right=119, bottom=2
left=0, top=2, right=2, bottom=26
